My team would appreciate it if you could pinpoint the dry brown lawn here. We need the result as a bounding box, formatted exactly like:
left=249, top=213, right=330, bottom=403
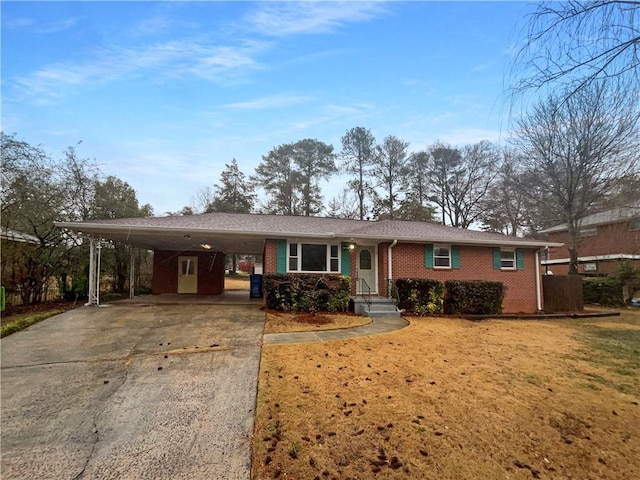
left=264, top=311, right=372, bottom=334
left=225, top=275, right=250, bottom=290
left=253, top=310, right=640, bottom=480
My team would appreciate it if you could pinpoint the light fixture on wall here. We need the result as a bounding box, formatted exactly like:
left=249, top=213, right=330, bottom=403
left=200, top=243, right=212, bottom=250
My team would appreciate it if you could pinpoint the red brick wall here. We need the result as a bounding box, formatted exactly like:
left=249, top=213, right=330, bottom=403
left=152, top=250, right=225, bottom=295
left=262, top=239, right=540, bottom=313
left=387, top=243, right=539, bottom=313
left=263, top=240, right=278, bottom=274
left=547, top=221, right=640, bottom=274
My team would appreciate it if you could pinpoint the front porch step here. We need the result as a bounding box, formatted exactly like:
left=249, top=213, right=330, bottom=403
left=352, top=296, right=402, bottom=318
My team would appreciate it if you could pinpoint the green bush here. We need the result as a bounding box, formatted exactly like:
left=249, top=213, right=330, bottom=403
left=443, top=280, right=505, bottom=315
left=583, top=277, right=623, bottom=305
left=583, top=262, right=640, bottom=306
left=263, top=274, right=351, bottom=313
left=395, top=278, right=444, bottom=315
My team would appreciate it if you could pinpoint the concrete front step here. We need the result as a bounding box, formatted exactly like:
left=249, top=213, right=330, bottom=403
left=361, top=299, right=402, bottom=318
left=366, top=310, right=402, bottom=319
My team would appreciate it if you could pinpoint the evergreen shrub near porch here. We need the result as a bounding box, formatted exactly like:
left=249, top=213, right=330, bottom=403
left=263, top=274, right=351, bottom=313
left=395, top=278, right=444, bottom=315
left=443, top=280, right=505, bottom=315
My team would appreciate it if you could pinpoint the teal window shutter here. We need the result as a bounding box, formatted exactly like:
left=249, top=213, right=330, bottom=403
left=276, top=240, right=287, bottom=273
left=516, top=248, right=525, bottom=270
left=425, top=244, right=434, bottom=268
left=451, top=246, right=460, bottom=269
left=493, top=247, right=501, bottom=270
left=341, top=242, right=351, bottom=275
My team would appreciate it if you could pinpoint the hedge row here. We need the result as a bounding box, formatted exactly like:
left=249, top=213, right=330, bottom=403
left=443, top=280, right=505, bottom=315
left=395, top=278, right=505, bottom=315
left=583, top=276, right=625, bottom=305
left=263, top=274, right=351, bottom=313
left=395, top=278, right=444, bottom=315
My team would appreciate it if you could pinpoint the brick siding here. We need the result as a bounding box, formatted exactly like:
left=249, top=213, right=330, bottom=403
left=384, top=243, right=538, bottom=313
left=264, top=239, right=540, bottom=313
left=152, top=250, right=225, bottom=295
left=547, top=220, right=640, bottom=275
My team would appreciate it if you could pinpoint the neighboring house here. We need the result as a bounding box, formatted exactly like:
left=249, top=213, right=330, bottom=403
left=56, top=212, right=561, bottom=313
left=540, top=204, right=640, bottom=275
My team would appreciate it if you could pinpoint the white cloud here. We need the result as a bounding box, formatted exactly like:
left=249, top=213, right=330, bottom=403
left=223, top=93, right=313, bottom=110
left=3, top=15, right=78, bottom=33
left=8, top=39, right=268, bottom=104
left=245, top=1, right=388, bottom=37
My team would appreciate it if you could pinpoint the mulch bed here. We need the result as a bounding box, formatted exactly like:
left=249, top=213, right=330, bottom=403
left=292, top=313, right=332, bottom=325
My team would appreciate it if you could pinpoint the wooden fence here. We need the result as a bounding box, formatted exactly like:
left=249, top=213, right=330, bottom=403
left=542, top=275, right=584, bottom=312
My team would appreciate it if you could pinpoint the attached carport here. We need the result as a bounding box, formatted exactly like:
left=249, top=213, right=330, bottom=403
left=55, top=217, right=267, bottom=305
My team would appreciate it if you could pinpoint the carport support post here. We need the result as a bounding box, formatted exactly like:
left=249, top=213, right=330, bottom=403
left=86, top=236, right=102, bottom=307
left=129, top=249, right=135, bottom=299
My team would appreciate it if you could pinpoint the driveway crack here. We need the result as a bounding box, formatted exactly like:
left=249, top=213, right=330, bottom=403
left=70, top=362, right=131, bottom=480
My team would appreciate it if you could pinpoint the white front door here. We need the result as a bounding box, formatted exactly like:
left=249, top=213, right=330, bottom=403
left=356, top=246, right=376, bottom=294
left=178, top=256, right=198, bottom=294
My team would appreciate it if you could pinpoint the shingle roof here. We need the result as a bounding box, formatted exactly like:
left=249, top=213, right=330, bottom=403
left=56, top=212, right=559, bottom=249
left=540, top=203, right=640, bottom=233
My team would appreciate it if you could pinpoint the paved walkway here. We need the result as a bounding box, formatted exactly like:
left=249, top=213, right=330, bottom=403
left=263, top=315, right=409, bottom=344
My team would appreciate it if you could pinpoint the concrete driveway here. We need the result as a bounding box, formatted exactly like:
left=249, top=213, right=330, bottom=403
left=1, top=302, right=265, bottom=480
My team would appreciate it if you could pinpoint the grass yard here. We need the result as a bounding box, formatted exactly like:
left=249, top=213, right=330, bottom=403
left=253, top=310, right=640, bottom=480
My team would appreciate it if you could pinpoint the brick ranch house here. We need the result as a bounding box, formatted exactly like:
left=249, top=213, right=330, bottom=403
left=56, top=212, right=562, bottom=313
left=540, top=204, right=640, bottom=275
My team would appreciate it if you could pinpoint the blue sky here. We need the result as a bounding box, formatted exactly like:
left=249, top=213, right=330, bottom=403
left=2, top=1, right=535, bottom=215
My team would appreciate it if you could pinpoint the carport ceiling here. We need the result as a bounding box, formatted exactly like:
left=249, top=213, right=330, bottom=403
left=59, top=227, right=265, bottom=255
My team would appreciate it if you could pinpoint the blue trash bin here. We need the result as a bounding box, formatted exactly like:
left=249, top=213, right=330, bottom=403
left=249, top=274, right=263, bottom=299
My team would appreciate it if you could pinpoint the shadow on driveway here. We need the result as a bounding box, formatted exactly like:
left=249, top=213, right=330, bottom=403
left=1, top=303, right=265, bottom=480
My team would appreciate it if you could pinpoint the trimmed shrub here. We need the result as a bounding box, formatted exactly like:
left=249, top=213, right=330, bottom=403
left=263, top=274, right=351, bottom=313
left=444, top=280, right=505, bottom=315
left=583, top=262, right=640, bottom=306
left=583, top=277, right=624, bottom=305
left=395, top=278, right=444, bottom=315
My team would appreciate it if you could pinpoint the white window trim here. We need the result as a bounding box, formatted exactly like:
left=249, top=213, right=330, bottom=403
left=500, top=249, right=516, bottom=270
left=287, top=241, right=341, bottom=273
left=433, top=244, right=451, bottom=269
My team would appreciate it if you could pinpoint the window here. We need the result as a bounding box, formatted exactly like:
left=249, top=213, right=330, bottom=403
left=288, top=243, right=298, bottom=271
left=630, top=218, right=640, bottom=231
left=433, top=245, right=451, bottom=268
left=493, top=247, right=524, bottom=270
left=288, top=242, right=340, bottom=273
left=578, top=226, right=597, bottom=237
left=180, top=258, right=194, bottom=275
left=500, top=250, right=516, bottom=270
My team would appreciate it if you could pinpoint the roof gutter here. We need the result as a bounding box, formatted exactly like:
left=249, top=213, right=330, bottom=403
left=54, top=221, right=564, bottom=249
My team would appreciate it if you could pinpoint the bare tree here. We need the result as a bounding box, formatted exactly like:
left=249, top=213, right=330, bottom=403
left=510, top=1, right=639, bottom=103
left=427, top=141, right=499, bottom=228
left=340, top=127, right=376, bottom=220
left=481, top=150, right=539, bottom=236
left=327, top=187, right=360, bottom=219
left=510, top=80, right=640, bottom=273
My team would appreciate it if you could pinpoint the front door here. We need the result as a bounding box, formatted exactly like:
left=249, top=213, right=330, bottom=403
left=356, top=246, right=376, bottom=294
left=178, top=256, right=198, bottom=294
